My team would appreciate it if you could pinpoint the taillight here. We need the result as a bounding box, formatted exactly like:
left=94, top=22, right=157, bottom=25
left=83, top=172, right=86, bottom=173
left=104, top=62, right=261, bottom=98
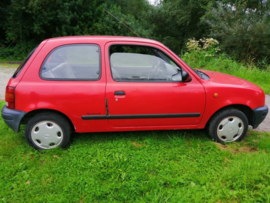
left=5, top=86, right=15, bottom=109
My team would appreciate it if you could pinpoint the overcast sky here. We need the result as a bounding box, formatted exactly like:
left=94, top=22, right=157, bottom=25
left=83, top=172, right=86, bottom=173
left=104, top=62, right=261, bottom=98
left=148, top=0, right=160, bottom=5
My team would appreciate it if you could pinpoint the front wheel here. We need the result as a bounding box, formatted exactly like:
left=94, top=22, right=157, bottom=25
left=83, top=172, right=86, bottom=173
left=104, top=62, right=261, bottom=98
left=25, top=113, right=71, bottom=150
left=207, top=108, right=248, bottom=143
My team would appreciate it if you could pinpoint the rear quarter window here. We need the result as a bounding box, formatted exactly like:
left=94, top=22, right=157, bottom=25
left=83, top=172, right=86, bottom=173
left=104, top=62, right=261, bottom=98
left=40, top=44, right=101, bottom=81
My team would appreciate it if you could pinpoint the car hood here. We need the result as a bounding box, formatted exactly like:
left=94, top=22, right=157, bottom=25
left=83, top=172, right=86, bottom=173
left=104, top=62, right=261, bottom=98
left=200, top=70, right=261, bottom=89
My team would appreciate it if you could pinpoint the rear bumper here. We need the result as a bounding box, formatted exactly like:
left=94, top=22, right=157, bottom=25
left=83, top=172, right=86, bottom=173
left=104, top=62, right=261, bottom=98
left=1, top=106, right=26, bottom=132
left=252, top=105, right=268, bottom=129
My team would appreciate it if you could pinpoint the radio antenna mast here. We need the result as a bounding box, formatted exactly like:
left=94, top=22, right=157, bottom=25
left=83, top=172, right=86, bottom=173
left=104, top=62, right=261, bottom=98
left=103, top=8, right=140, bottom=37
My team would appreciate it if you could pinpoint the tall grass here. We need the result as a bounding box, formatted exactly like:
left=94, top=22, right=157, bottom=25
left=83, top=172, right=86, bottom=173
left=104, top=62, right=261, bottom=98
left=182, top=51, right=270, bottom=94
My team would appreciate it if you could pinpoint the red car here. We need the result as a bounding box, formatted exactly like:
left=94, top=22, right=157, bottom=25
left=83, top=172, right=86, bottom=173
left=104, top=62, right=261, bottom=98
left=1, top=36, right=268, bottom=150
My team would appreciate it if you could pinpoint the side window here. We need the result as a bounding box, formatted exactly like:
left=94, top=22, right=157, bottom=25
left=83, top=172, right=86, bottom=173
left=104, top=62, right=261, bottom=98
left=40, top=44, right=100, bottom=80
left=109, top=45, right=182, bottom=82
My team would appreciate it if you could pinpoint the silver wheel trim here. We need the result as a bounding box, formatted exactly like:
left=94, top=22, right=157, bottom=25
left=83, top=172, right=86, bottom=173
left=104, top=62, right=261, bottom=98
left=31, top=121, right=64, bottom=149
left=217, top=116, right=244, bottom=142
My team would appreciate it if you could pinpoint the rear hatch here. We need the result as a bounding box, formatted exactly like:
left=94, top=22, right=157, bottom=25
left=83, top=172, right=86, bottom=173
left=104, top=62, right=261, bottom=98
left=4, top=48, right=36, bottom=109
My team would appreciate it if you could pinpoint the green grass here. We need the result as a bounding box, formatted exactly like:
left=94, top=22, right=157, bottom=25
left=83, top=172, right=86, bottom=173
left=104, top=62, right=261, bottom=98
left=1, top=101, right=270, bottom=202
left=0, top=59, right=14, bottom=63
left=0, top=59, right=22, bottom=63
left=0, top=64, right=19, bottom=69
left=182, top=52, right=270, bottom=95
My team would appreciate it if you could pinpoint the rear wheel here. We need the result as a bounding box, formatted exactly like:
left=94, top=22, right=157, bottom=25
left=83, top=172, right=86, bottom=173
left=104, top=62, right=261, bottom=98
left=207, top=108, right=248, bottom=143
left=25, top=113, right=71, bottom=150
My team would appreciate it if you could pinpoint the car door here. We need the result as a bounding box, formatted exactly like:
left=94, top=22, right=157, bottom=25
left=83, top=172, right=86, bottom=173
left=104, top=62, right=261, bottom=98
left=105, top=42, right=206, bottom=128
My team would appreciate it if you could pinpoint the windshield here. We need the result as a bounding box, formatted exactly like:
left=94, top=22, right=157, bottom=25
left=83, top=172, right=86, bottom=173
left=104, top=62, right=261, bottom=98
left=192, top=68, right=210, bottom=80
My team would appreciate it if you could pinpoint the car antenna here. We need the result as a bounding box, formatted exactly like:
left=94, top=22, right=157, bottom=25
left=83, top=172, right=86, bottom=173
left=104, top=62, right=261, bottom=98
left=103, top=8, right=140, bottom=37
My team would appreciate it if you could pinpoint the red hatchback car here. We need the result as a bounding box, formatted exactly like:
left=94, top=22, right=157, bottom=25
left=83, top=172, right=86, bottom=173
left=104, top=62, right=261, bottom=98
left=1, top=36, right=268, bottom=150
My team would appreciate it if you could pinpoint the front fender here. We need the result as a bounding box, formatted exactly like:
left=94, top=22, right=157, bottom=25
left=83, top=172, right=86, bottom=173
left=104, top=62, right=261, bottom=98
left=197, top=85, right=265, bottom=129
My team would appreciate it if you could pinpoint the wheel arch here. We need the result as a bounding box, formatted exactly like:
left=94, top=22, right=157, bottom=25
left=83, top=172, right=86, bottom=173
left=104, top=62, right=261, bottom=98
left=205, top=104, right=253, bottom=128
left=21, top=109, right=75, bottom=131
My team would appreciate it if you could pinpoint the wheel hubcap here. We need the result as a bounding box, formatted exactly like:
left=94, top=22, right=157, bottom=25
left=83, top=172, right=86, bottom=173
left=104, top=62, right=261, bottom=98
left=217, top=116, right=244, bottom=142
left=31, top=121, right=63, bottom=149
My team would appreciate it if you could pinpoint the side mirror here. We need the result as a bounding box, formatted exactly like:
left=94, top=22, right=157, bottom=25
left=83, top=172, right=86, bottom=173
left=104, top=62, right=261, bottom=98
left=171, top=73, right=182, bottom=81
left=182, top=69, right=191, bottom=82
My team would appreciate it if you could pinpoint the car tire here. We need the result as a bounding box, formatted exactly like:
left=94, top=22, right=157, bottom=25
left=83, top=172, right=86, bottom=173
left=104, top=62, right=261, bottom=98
left=207, top=108, right=248, bottom=143
left=25, top=113, right=71, bottom=150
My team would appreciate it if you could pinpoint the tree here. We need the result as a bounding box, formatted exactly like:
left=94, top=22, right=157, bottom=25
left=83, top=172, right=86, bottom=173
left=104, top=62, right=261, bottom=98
left=203, top=1, right=270, bottom=63
left=147, top=0, right=215, bottom=54
left=1, top=0, right=153, bottom=59
left=0, top=0, right=11, bottom=46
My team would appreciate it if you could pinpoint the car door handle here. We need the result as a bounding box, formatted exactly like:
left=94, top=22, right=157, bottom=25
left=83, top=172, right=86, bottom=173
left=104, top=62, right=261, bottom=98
left=114, top=91, right=125, bottom=95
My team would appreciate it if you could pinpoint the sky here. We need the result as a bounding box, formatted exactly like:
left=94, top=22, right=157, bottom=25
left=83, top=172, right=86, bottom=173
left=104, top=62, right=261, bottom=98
left=148, top=0, right=160, bottom=5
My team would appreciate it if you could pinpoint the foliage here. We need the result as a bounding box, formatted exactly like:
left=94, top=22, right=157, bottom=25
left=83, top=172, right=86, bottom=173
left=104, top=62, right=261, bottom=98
left=203, top=1, right=270, bottom=63
left=0, top=0, right=9, bottom=46
left=1, top=100, right=270, bottom=202
left=0, top=0, right=152, bottom=59
left=148, top=0, right=214, bottom=54
left=186, top=38, right=220, bottom=57
left=0, top=41, right=37, bottom=61
left=1, top=0, right=270, bottom=67
left=182, top=47, right=270, bottom=95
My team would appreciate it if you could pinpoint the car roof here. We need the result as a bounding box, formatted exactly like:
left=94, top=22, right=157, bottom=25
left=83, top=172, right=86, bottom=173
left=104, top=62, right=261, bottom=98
left=44, top=36, right=163, bottom=46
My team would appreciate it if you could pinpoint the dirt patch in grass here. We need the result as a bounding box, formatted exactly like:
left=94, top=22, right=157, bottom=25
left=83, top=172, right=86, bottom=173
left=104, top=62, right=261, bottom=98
left=215, top=143, right=258, bottom=153
left=22, top=154, right=35, bottom=159
left=53, top=155, right=61, bottom=159
left=131, top=142, right=145, bottom=147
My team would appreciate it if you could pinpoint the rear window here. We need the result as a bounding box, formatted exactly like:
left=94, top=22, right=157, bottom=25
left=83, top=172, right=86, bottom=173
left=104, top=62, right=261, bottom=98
left=40, top=44, right=101, bottom=80
left=13, top=48, right=36, bottom=78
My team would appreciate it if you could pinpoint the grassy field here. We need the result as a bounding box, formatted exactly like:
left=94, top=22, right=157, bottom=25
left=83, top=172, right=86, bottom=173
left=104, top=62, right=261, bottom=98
left=1, top=100, right=270, bottom=202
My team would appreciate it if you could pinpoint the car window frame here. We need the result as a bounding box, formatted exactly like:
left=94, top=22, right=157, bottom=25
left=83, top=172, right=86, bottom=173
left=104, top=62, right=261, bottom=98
left=39, top=43, right=102, bottom=81
left=108, top=44, right=186, bottom=83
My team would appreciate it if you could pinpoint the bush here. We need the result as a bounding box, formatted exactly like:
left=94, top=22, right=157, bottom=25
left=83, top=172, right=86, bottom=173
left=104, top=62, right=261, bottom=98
left=0, top=41, right=36, bottom=61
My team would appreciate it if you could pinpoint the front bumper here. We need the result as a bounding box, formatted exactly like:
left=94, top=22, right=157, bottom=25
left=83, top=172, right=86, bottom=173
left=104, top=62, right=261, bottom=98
left=1, top=106, right=26, bottom=132
left=252, top=105, right=268, bottom=129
